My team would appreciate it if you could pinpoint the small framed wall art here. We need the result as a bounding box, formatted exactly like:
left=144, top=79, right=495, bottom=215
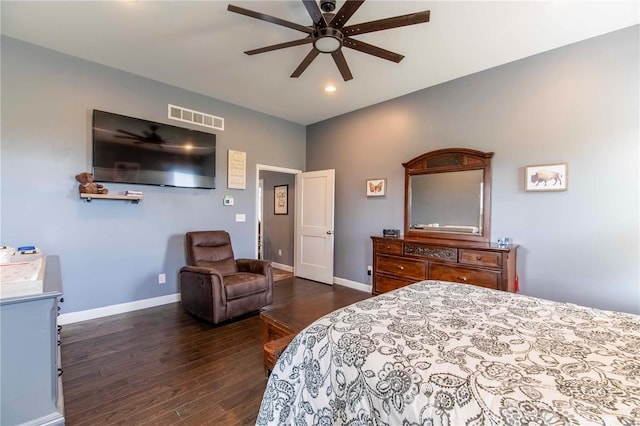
left=366, top=178, right=386, bottom=197
left=525, top=163, right=568, bottom=192
left=274, top=185, right=288, bottom=215
left=228, top=150, right=246, bottom=189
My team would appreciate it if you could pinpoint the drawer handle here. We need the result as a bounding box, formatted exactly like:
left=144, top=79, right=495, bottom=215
left=386, top=245, right=391, bottom=249
left=397, top=266, right=405, bottom=270
left=456, top=276, right=468, bottom=281
left=475, top=256, right=482, bottom=261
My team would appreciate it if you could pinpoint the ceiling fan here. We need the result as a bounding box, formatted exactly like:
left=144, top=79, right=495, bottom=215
left=114, top=126, right=210, bottom=151
left=227, top=0, right=430, bottom=81
left=116, top=125, right=169, bottom=146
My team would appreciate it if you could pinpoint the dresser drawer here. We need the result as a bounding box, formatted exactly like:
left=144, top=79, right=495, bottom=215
left=375, top=239, right=403, bottom=255
left=430, top=264, right=499, bottom=290
left=374, top=275, right=415, bottom=294
left=377, top=255, right=426, bottom=281
left=404, top=243, right=457, bottom=263
left=459, top=249, right=502, bottom=268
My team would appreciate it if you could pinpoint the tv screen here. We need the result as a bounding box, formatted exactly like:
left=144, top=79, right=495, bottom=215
left=92, top=110, right=216, bottom=189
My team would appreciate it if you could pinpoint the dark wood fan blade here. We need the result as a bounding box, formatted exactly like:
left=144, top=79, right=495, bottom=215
left=331, top=0, right=365, bottom=29
left=116, top=129, right=143, bottom=138
left=343, top=10, right=430, bottom=36
left=331, top=50, right=353, bottom=81
left=343, top=37, right=404, bottom=62
left=291, top=49, right=320, bottom=78
left=246, top=37, right=313, bottom=55
left=228, top=4, right=313, bottom=34
left=301, top=0, right=327, bottom=28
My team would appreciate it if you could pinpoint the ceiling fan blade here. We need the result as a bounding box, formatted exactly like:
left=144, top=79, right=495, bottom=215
left=331, top=50, right=353, bottom=81
left=116, top=129, right=143, bottom=138
left=245, top=37, right=313, bottom=55
left=291, top=49, right=320, bottom=78
left=331, top=0, right=365, bottom=29
left=228, top=4, right=313, bottom=34
left=343, top=10, right=430, bottom=36
left=301, top=0, right=327, bottom=28
left=344, top=37, right=404, bottom=63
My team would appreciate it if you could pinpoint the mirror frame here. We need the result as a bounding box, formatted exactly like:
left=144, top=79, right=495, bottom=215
left=403, top=148, right=494, bottom=243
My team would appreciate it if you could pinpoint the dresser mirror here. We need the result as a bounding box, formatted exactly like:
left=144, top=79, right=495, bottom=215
left=404, top=148, right=493, bottom=243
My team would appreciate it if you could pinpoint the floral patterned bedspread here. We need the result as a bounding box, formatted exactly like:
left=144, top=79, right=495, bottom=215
left=256, top=281, right=640, bottom=425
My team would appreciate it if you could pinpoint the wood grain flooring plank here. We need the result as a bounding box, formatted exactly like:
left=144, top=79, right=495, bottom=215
left=76, top=343, right=264, bottom=425
left=61, top=278, right=370, bottom=425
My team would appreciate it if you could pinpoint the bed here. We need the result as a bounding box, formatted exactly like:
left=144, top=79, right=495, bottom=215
left=256, top=281, right=640, bottom=425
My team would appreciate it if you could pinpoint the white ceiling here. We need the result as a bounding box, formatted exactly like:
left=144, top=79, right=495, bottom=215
left=2, top=1, right=638, bottom=125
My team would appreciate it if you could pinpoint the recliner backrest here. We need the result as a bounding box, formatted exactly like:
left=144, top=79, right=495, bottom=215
left=185, top=231, right=239, bottom=275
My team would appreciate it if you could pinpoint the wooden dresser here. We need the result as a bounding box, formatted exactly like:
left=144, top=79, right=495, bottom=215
left=372, top=236, right=518, bottom=294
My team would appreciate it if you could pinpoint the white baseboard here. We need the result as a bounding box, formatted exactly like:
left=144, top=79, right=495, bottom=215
left=271, top=262, right=293, bottom=272
left=58, top=293, right=181, bottom=325
left=58, top=276, right=369, bottom=325
left=271, top=263, right=369, bottom=293
left=333, top=277, right=372, bottom=293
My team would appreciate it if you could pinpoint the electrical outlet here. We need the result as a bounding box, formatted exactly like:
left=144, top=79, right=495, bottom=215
left=367, top=265, right=372, bottom=276
left=278, top=249, right=282, bottom=256
left=158, top=273, right=166, bottom=284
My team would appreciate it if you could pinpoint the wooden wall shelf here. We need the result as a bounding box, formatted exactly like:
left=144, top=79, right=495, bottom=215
left=80, top=193, right=142, bottom=204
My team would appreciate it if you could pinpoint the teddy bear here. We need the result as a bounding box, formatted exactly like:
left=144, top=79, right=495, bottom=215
left=75, top=172, right=108, bottom=194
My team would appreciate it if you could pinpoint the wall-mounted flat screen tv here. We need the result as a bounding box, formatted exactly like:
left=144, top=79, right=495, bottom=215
left=92, top=110, right=216, bottom=189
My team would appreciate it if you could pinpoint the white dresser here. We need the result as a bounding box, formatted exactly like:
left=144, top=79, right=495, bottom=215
left=1, top=256, right=64, bottom=425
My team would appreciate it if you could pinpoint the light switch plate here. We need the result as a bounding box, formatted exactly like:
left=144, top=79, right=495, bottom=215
left=235, top=213, right=246, bottom=222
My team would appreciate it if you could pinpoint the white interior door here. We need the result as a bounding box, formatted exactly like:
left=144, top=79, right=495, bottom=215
left=294, top=169, right=335, bottom=284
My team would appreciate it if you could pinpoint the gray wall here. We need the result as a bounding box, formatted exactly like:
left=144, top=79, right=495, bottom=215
left=1, top=36, right=306, bottom=314
left=260, top=171, right=295, bottom=266
left=3, top=26, right=638, bottom=316
left=307, top=26, right=639, bottom=314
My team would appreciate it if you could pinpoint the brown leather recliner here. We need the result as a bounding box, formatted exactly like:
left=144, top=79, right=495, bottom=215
left=179, top=230, right=273, bottom=324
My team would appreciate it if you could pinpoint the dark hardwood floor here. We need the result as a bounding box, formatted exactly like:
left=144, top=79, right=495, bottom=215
left=60, top=277, right=370, bottom=425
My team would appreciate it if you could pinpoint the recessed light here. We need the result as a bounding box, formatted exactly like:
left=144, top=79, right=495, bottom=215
left=324, top=85, right=337, bottom=93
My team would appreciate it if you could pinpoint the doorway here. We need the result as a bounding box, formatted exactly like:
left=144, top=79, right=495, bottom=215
left=256, top=165, right=301, bottom=273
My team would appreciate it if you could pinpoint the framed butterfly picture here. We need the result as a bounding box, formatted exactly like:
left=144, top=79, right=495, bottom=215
left=366, top=178, right=386, bottom=197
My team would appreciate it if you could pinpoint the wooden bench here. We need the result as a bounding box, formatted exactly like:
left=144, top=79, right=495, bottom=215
left=263, top=334, right=296, bottom=374
left=260, top=288, right=371, bottom=375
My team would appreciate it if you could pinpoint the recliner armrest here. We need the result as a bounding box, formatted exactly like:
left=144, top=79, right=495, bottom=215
left=180, top=265, right=225, bottom=281
left=236, top=259, right=271, bottom=276
left=179, top=264, right=227, bottom=323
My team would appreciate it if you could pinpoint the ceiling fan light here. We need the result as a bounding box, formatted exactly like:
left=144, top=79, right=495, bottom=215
left=313, top=28, right=343, bottom=53
left=314, top=37, right=340, bottom=53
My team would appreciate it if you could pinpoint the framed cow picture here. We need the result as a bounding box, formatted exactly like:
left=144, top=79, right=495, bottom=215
left=525, top=163, right=568, bottom=192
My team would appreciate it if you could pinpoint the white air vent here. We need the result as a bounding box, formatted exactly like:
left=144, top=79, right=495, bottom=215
left=168, top=104, right=224, bottom=131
